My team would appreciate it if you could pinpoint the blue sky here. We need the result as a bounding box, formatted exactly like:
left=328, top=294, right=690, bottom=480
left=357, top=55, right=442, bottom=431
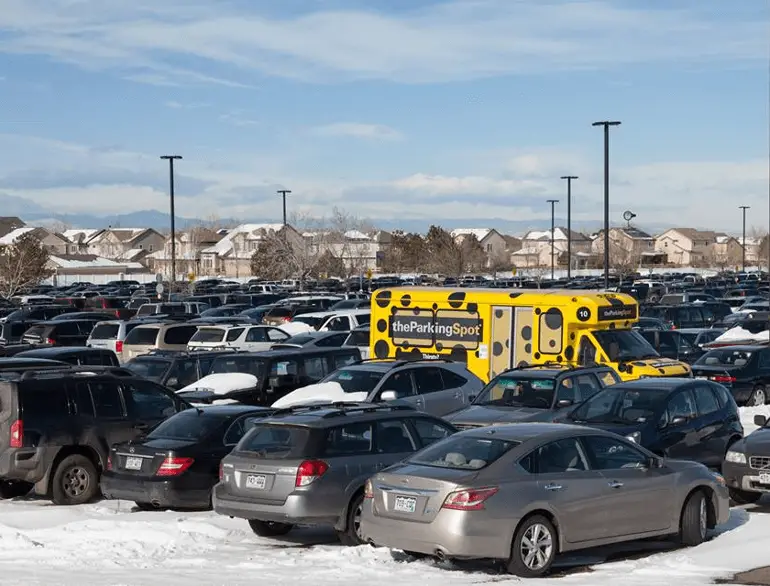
left=0, top=0, right=767, bottom=233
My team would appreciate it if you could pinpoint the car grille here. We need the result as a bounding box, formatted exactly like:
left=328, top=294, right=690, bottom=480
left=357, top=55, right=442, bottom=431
left=749, top=456, right=770, bottom=470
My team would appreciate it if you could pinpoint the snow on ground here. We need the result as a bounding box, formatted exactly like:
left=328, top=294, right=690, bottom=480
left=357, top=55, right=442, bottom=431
left=0, top=407, right=768, bottom=586
left=740, top=404, right=770, bottom=434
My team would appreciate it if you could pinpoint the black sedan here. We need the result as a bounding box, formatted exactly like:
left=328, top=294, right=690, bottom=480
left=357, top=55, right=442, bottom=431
left=100, top=405, right=273, bottom=510
left=723, top=414, right=770, bottom=504
left=691, top=345, right=770, bottom=406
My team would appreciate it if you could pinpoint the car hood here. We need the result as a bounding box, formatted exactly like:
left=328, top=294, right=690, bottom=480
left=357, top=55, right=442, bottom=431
left=734, top=427, right=770, bottom=454
left=446, top=404, right=550, bottom=425
left=271, top=382, right=367, bottom=408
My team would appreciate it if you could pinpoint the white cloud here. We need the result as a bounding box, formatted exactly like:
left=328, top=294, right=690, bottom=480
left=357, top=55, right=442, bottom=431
left=311, top=123, right=404, bottom=141
left=0, top=0, right=765, bottom=85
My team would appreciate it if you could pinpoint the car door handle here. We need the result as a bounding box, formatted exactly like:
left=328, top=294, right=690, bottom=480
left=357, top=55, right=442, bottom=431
left=543, top=483, right=562, bottom=491
left=608, top=481, right=624, bottom=489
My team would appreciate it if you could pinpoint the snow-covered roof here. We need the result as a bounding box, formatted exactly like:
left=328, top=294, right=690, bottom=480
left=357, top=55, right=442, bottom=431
left=49, top=255, right=124, bottom=269
left=118, top=248, right=148, bottom=261
left=201, top=223, right=286, bottom=257
left=0, top=227, right=36, bottom=245
left=344, top=230, right=370, bottom=240
left=62, top=229, right=101, bottom=244
left=511, top=246, right=542, bottom=256
left=451, top=228, right=491, bottom=241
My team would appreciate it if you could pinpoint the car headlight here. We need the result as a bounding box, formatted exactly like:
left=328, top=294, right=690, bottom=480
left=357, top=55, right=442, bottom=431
left=725, top=450, right=747, bottom=464
left=625, top=431, right=641, bottom=443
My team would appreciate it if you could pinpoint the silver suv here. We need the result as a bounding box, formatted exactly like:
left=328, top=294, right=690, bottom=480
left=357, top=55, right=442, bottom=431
left=213, top=403, right=457, bottom=545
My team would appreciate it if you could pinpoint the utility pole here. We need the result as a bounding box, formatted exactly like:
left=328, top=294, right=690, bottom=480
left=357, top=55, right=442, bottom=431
left=560, top=175, right=578, bottom=279
left=546, top=199, right=559, bottom=280
left=277, top=190, right=291, bottom=226
left=740, top=205, right=750, bottom=272
left=592, top=121, right=621, bottom=289
left=160, top=155, right=182, bottom=292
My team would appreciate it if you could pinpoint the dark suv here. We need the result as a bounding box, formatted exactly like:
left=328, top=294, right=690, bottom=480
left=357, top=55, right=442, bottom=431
left=637, top=329, right=704, bottom=364
left=213, top=402, right=457, bottom=545
left=0, top=366, right=187, bottom=504
left=123, top=350, right=236, bottom=390
left=445, top=364, right=620, bottom=429
left=640, top=303, right=731, bottom=329
left=21, top=319, right=101, bottom=346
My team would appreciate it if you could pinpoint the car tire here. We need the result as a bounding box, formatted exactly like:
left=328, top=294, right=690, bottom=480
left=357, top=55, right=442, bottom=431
left=678, top=490, right=708, bottom=547
left=0, top=480, right=32, bottom=499
left=748, top=386, right=767, bottom=407
left=247, top=519, right=294, bottom=537
left=506, top=515, right=557, bottom=578
left=338, top=492, right=366, bottom=546
left=51, top=454, right=99, bottom=506
left=729, top=488, right=762, bottom=505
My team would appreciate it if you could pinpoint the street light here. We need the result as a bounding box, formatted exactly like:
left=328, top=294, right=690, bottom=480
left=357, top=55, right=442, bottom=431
left=277, top=190, right=292, bottom=226
left=740, top=205, right=750, bottom=272
left=546, top=199, right=559, bottom=280
left=560, top=175, right=578, bottom=279
left=160, top=155, right=182, bottom=292
left=592, top=120, right=621, bottom=289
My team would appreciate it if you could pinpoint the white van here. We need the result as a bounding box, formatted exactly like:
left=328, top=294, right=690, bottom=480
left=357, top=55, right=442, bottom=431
left=187, top=324, right=290, bottom=352
left=291, top=309, right=370, bottom=332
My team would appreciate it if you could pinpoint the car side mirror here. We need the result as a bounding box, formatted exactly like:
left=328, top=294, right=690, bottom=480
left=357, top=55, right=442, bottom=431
left=166, top=377, right=178, bottom=388
left=755, top=415, right=768, bottom=427
left=669, top=415, right=688, bottom=427
left=380, top=390, right=398, bottom=401
left=557, top=399, right=574, bottom=408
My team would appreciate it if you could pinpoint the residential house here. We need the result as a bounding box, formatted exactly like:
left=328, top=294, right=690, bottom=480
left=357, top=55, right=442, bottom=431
left=149, top=227, right=225, bottom=279
left=742, top=236, right=763, bottom=267
left=0, top=217, right=25, bottom=239
left=200, top=223, right=304, bottom=277
left=512, top=227, right=591, bottom=268
left=62, top=229, right=104, bottom=254
left=48, top=254, right=151, bottom=286
left=654, top=228, right=719, bottom=266
left=0, top=227, right=69, bottom=255
left=312, top=230, right=391, bottom=275
left=591, top=226, right=664, bottom=269
left=450, top=228, right=508, bottom=268
left=85, top=228, right=165, bottom=261
left=711, top=234, right=745, bottom=269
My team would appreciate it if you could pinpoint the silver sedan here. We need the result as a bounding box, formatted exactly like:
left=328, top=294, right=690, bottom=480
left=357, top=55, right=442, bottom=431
left=360, top=423, right=729, bottom=578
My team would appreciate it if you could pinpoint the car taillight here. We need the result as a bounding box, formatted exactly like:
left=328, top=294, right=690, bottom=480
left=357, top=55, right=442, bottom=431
left=45, top=337, right=55, bottom=345
left=156, top=457, right=194, bottom=476
left=441, top=487, right=498, bottom=511
left=9, top=420, right=22, bottom=448
left=295, top=460, right=328, bottom=487
left=115, top=340, right=123, bottom=354
left=218, top=462, right=224, bottom=481
left=364, top=478, right=373, bottom=498
left=712, top=375, right=736, bottom=383
left=107, top=455, right=113, bottom=470
left=282, top=317, right=291, bottom=323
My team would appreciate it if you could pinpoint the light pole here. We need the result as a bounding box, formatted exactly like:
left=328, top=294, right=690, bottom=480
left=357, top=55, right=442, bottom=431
left=740, top=205, right=750, bottom=272
left=277, top=190, right=291, bottom=226
left=592, top=120, right=621, bottom=289
left=560, top=175, right=578, bottom=279
left=160, top=155, right=182, bottom=291
left=547, top=199, right=559, bottom=280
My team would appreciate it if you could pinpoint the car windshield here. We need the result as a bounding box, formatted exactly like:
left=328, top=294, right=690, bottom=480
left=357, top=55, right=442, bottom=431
left=345, top=330, right=370, bottom=346
left=209, top=356, right=266, bottom=378
left=473, top=376, right=556, bottom=409
left=123, top=358, right=172, bottom=380
left=89, top=323, right=120, bottom=339
left=147, top=410, right=226, bottom=440
left=570, top=388, right=669, bottom=425
left=190, top=328, right=226, bottom=343
left=283, top=334, right=316, bottom=345
left=410, top=435, right=520, bottom=470
left=321, top=368, right=385, bottom=393
left=592, top=330, right=659, bottom=361
left=696, top=349, right=753, bottom=367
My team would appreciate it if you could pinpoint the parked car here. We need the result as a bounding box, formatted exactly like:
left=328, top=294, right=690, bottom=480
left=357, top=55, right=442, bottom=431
left=723, top=413, right=770, bottom=504
left=633, top=317, right=670, bottom=331
left=0, top=321, right=33, bottom=345
left=213, top=403, right=457, bottom=544
left=343, top=325, right=370, bottom=359
left=291, top=310, right=370, bottom=332
left=677, top=328, right=726, bottom=349
left=273, top=359, right=485, bottom=417
left=564, top=377, right=743, bottom=468
left=446, top=365, right=619, bottom=429
left=21, top=319, right=100, bottom=347
left=48, top=311, right=118, bottom=322
left=637, top=329, right=704, bottom=364
left=123, top=349, right=234, bottom=390
left=121, top=323, right=200, bottom=361
left=0, top=357, right=68, bottom=372
left=87, top=320, right=141, bottom=361
left=0, top=366, right=187, bottom=504
left=14, top=346, right=120, bottom=367
left=270, top=331, right=350, bottom=350
left=186, top=324, right=290, bottom=352
left=360, top=423, right=729, bottom=577
left=641, top=303, right=731, bottom=329
left=691, top=345, right=770, bottom=406
left=101, top=405, right=274, bottom=510
left=0, top=305, right=78, bottom=323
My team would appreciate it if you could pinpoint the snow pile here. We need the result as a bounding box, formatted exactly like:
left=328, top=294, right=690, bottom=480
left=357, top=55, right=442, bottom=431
left=277, top=322, right=315, bottom=336
left=176, top=373, right=257, bottom=396
left=715, top=327, right=769, bottom=343
left=740, top=405, right=770, bottom=435
left=272, top=382, right=367, bottom=408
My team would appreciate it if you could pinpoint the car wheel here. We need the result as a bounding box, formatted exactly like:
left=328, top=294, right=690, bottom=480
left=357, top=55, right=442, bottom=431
left=51, top=454, right=99, bottom=506
left=678, top=490, right=708, bottom=546
left=338, top=492, right=366, bottom=546
left=748, top=386, right=767, bottom=407
left=247, top=519, right=294, bottom=537
left=729, top=488, right=762, bottom=505
left=506, top=515, right=557, bottom=578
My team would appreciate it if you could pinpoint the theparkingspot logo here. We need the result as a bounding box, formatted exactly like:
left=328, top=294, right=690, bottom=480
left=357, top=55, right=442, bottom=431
left=390, top=309, right=482, bottom=345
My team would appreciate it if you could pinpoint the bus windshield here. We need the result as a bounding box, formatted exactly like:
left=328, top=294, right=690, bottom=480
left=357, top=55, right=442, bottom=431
left=592, top=329, right=659, bottom=362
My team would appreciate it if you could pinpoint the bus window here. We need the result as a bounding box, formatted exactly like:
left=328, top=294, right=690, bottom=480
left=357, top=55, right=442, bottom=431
left=578, top=337, right=597, bottom=366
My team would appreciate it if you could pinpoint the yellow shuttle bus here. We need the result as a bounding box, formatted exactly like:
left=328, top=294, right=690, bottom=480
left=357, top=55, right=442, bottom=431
left=369, top=287, right=691, bottom=382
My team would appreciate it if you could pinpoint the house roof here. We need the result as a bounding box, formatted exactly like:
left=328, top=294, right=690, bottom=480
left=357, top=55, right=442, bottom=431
left=0, top=217, right=25, bottom=238
left=0, top=226, right=37, bottom=245
left=49, top=254, right=124, bottom=269
left=523, top=227, right=589, bottom=242
left=344, top=230, right=370, bottom=240
left=62, top=229, right=102, bottom=244
left=109, top=228, right=151, bottom=243
left=450, top=228, right=493, bottom=242
left=660, top=228, right=719, bottom=243
left=118, top=248, right=150, bottom=262
left=200, top=223, right=288, bottom=257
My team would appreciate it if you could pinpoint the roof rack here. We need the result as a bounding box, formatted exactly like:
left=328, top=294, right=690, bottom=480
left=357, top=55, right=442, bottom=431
left=270, top=401, right=415, bottom=418
left=18, top=365, right=136, bottom=380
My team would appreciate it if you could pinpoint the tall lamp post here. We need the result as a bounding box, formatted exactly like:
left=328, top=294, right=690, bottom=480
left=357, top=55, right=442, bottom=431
left=740, top=205, right=750, bottom=272
left=160, top=155, right=182, bottom=292
left=277, top=190, right=292, bottom=226
left=560, top=175, right=578, bottom=279
left=546, top=199, right=559, bottom=280
left=592, top=120, right=621, bottom=289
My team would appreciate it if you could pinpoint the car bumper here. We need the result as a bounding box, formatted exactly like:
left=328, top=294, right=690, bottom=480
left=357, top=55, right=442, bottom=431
left=722, top=461, right=770, bottom=495
left=359, top=500, right=512, bottom=560
left=100, top=473, right=212, bottom=509
left=0, top=447, right=50, bottom=483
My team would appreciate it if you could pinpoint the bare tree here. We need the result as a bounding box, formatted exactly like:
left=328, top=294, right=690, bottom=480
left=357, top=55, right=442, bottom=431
left=250, top=232, right=297, bottom=281
left=324, top=207, right=378, bottom=278
left=0, top=233, right=54, bottom=298
left=380, top=231, right=425, bottom=273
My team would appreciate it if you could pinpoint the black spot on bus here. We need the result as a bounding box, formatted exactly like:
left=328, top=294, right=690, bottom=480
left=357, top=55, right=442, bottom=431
left=436, top=342, right=444, bottom=351
left=521, top=326, right=532, bottom=341
left=524, top=343, right=532, bottom=354
left=606, top=296, right=622, bottom=306
left=535, top=308, right=542, bottom=315
left=449, top=346, right=468, bottom=362
left=390, top=306, right=398, bottom=315
left=609, top=322, right=616, bottom=330
left=505, top=339, right=510, bottom=348
left=544, top=308, right=563, bottom=330
left=493, top=342, right=504, bottom=356
left=400, top=294, right=411, bottom=307
left=509, top=293, right=522, bottom=299
left=624, top=321, right=630, bottom=327
left=377, top=319, right=388, bottom=333
left=517, top=360, right=529, bottom=367
left=413, top=308, right=420, bottom=315
left=549, top=339, right=556, bottom=348
left=474, top=350, right=480, bottom=358
left=374, top=340, right=389, bottom=358
left=448, top=291, right=466, bottom=308
left=375, top=290, right=392, bottom=308
left=570, top=333, right=576, bottom=341
left=556, top=355, right=563, bottom=362
left=534, top=352, right=541, bottom=360
left=432, top=303, right=438, bottom=310
left=467, top=302, right=478, bottom=313
left=564, top=346, right=575, bottom=360
left=494, top=309, right=503, bottom=319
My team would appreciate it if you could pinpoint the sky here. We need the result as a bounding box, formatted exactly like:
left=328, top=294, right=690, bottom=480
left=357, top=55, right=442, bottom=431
left=0, top=0, right=768, bottom=234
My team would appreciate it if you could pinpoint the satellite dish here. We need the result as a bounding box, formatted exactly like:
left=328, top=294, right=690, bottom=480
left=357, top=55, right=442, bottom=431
left=623, top=210, right=636, bottom=222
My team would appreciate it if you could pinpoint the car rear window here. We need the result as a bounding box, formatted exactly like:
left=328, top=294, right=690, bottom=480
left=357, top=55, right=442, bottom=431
left=236, top=424, right=310, bottom=458
left=209, top=356, right=266, bottom=378
left=124, top=327, right=160, bottom=346
left=698, top=349, right=753, bottom=367
left=267, top=307, right=292, bottom=318
left=23, top=326, right=46, bottom=337
left=356, top=313, right=371, bottom=325
left=148, top=410, right=226, bottom=440
left=89, top=323, right=120, bottom=340
left=163, top=326, right=198, bottom=345
left=123, top=359, right=172, bottom=379
left=190, top=328, right=226, bottom=343
left=409, top=435, right=520, bottom=470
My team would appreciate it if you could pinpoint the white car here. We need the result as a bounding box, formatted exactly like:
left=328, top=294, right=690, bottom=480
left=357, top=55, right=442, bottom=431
left=186, top=324, right=290, bottom=352
left=291, top=309, right=370, bottom=332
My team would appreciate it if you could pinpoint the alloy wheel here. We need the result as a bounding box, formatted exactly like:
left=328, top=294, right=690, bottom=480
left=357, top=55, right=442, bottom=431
left=62, top=466, right=90, bottom=498
left=520, top=523, right=554, bottom=571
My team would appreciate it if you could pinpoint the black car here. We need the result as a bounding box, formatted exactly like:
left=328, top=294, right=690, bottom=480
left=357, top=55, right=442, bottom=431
left=100, top=405, right=273, bottom=510
left=637, top=329, right=704, bottom=364
left=633, top=317, right=670, bottom=331
left=123, top=350, right=235, bottom=390
left=1, top=305, right=79, bottom=323
left=677, top=328, right=726, bottom=349
left=0, top=321, right=34, bottom=345
left=270, top=331, right=350, bottom=350
left=641, top=303, right=731, bottom=329
left=15, top=346, right=120, bottom=367
left=722, top=413, right=770, bottom=504
left=691, top=345, right=770, bottom=406
left=445, top=365, right=620, bottom=429
left=0, top=366, right=187, bottom=504
left=0, top=357, right=68, bottom=372
left=199, top=304, right=252, bottom=319
left=21, top=319, right=100, bottom=346
left=565, top=377, right=743, bottom=468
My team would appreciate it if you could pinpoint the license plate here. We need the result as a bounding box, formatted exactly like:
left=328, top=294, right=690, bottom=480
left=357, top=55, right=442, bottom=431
left=759, top=473, right=770, bottom=485
left=246, top=474, right=266, bottom=489
left=124, top=457, right=143, bottom=470
left=393, top=495, right=417, bottom=513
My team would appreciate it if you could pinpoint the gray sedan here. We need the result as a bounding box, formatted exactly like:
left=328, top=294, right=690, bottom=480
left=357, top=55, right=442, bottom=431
left=360, top=423, right=729, bottom=578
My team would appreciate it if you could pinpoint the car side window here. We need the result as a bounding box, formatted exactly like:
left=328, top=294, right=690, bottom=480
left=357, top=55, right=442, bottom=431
left=334, top=352, right=358, bottom=369
left=413, top=368, right=445, bottom=395
left=439, top=369, right=468, bottom=389
left=519, top=438, right=588, bottom=474
left=598, top=371, right=620, bottom=387
left=555, top=377, right=575, bottom=404
left=410, top=418, right=454, bottom=447
left=163, top=326, right=197, bottom=345
left=79, top=352, right=105, bottom=366
left=323, top=422, right=373, bottom=456
left=71, top=383, right=96, bottom=416
left=581, top=435, right=648, bottom=470
left=657, top=332, right=677, bottom=353
left=19, top=383, right=71, bottom=419
left=303, top=356, right=327, bottom=380
left=88, top=381, right=125, bottom=418
left=693, top=385, right=720, bottom=415
left=167, top=359, right=199, bottom=389
left=123, top=381, right=177, bottom=419
left=224, top=415, right=264, bottom=446
left=375, top=420, right=416, bottom=454
left=665, top=389, right=697, bottom=421
left=758, top=350, right=770, bottom=369
left=267, top=328, right=288, bottom=342
left=712, top=384, right=733, bottom=408
left=575, top=374, right=601, bottom=401
left=316, top=333, right=346, bottom=347
left=379, top=371, right=414, bottom=398
left=226, top=328, right=245, bottom=342
left=326, top=317, right=349, bottom=332
left=245, top=327, right=267, bottom=342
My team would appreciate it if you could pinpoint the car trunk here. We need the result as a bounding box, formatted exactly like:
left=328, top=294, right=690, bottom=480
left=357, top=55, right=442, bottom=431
left=690, top=364, right=742, bottom=387
left=22, top=325, right=51, bottom=345
left=187, top=327, right=227, bottom=351
left=88, top=323, right=120, bottom=352
left=112, top=438, right=199, bottom=477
